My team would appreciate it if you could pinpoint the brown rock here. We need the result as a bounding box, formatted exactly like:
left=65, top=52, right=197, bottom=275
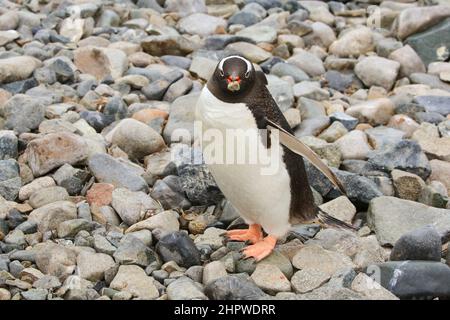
left=429, top=159, right=450, bottom=192
left=25, top=132, right=89, bottom=177
left=86, top=183, right=115, bottom=207
left=132, top=109, right=169, bottom=124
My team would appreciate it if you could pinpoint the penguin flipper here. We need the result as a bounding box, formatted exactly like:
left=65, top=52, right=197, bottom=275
left=265, top=118, right=347, bottom=195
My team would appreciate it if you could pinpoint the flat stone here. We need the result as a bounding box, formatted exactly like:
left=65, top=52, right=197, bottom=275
left=367, top=196, right=450, bottom=246
left=291, top=269, right=330, bottom=294
left=292, top=245, right=355, bottom=277
left=354, top=57, right=400, bottom=91
left=88, top=153, right=148, bottom=192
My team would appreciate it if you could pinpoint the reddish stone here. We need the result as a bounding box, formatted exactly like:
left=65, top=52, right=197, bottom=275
left=86, top=183, right=115, bottom=207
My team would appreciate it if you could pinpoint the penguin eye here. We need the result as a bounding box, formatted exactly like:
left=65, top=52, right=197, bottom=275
left=245, top=70, right=251, bottom=78
left=219, top=69, right=224, bottom=77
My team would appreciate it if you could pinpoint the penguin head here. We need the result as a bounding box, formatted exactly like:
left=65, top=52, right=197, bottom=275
left=212, top=55, right=255, bottom=94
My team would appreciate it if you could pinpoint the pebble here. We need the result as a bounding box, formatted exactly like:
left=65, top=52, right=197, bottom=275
left=202, top=261, right=227, bottom=285
left=156, top=231, right=201, bottom=268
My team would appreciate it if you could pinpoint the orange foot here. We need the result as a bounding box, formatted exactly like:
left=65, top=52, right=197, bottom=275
left=241, top=235, right=277, bottom=261
left=226, top=224, right=263, bottom=244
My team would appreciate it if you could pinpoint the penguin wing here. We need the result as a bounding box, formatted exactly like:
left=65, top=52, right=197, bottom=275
left=265, top=118, right=347, bottom=195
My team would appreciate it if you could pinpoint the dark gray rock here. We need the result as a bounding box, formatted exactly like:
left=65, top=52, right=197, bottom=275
left=80, top=111, right=112, bottom=132
left=406, top=17, right=450, bottom=66
left=1, top=77, right=38, bottom=94
left=103, top=97, right=127, bottom=121
left=53, top=164, right=89, bottom=196
left=367, top=140, right=431, bottom=180
left=329, top=112, right=359, bottom=131
left=204, top=275, right=267, bottom=300
left=178, top=164, right=223, bottom=206
left=142, top=79, right=170, bottom=100
left=0, top=159, right=20, bottom=200
left=367, top=261, right=450, bottom=299
left=0, top=131, right=18, bottom=160
left=156, top=231, right=202, bottom=268
left=325, top=71, right=361, bottom=92
left=305, top=162, right=382, bottom=204
left=150, top=178, right=191, bottom=210
left=390, top=226, right=442, bottom=262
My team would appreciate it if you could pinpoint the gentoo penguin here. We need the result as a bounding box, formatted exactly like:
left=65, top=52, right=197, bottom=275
left=196, top=55, right=352, bottom=261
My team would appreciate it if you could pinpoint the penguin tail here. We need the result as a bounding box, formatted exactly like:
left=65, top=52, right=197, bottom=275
left=317, top=208, right=358, bottom=231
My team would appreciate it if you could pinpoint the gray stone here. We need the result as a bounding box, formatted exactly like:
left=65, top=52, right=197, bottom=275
left=29, top=186, right=69, bottom=209
left=53, top=164, right=89, bottom=196
left=156, top=231, right=201, bottom=268
left=368, top=261, right=450, bottom=299
left=77, top=251, right=116, bottom=282
left=167, top=277, right=207, bottom=300
left=0, top=131, right=17, bottom=160
left=406, top=17, right=450, bottom=66
left=390, top=225, right=442, bottom=262
left=88, top=153, right=148, bottom=192
left=113, top=235, right=157, bottom=267
left=3, top=94, right=45, bottom=134
left=367, top=196, right=450, bottom=246
left=110, top=265, right=159, bottom=299
left=367, top=140, right=431, bottom=180
left=204, top=275, right=266, bottom=300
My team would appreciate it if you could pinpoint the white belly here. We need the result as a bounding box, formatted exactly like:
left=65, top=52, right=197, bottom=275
left=195, top=88, right=292, bottom=237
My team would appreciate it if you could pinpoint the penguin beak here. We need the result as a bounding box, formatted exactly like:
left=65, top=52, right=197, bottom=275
left=226, top=75, right=241, bottom=92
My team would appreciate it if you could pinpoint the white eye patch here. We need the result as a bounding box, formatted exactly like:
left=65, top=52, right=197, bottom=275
left=218, top=55, right=253, bottom=78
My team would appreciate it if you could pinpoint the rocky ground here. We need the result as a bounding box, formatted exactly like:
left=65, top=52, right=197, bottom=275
left=0, top=0, right=449, bottom=301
